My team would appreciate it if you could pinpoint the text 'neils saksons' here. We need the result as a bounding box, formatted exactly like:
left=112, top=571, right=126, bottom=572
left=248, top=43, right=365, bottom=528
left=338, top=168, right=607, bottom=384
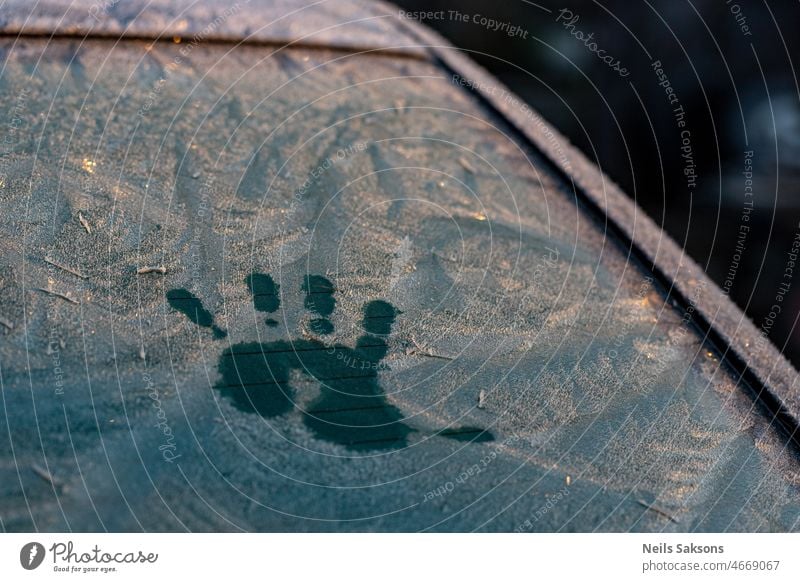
left=643, top=543, right=724, bottom=554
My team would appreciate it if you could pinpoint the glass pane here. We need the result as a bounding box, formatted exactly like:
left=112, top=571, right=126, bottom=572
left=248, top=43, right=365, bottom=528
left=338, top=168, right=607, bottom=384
left=0, top=39, right=797, bottom=531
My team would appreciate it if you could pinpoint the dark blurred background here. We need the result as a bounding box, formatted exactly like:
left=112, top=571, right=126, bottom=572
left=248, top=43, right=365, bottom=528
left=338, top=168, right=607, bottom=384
left=394, top=0, right=800, bottom=366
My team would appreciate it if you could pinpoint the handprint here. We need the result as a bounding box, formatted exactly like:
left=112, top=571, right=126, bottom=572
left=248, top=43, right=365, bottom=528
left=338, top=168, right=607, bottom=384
left=167, top=273, right=494, bottom=451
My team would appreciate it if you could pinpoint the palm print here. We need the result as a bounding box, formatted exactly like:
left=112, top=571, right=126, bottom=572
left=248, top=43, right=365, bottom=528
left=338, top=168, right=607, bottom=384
left=167, top=273, right=494, bottom=451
